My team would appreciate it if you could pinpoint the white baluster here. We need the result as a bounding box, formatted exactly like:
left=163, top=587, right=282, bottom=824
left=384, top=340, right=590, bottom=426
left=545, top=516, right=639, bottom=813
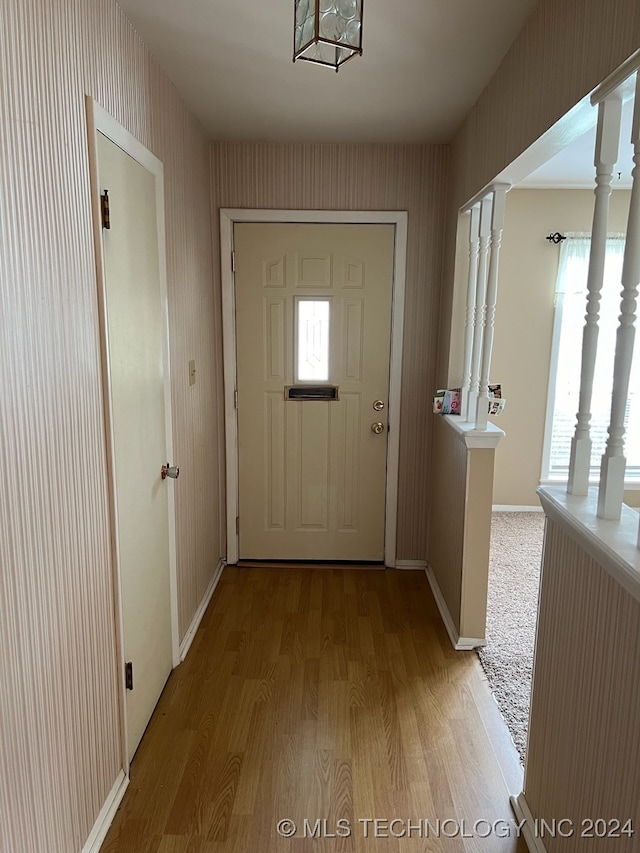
left=475, top=185, right=509, bottom=430
left=568, top=96, right=623, bottom=495
left=467, top=197, right=492, bottom=421
left=598, top=74, right=640, bottom=520
left=460, top=204, right=481, bottom=419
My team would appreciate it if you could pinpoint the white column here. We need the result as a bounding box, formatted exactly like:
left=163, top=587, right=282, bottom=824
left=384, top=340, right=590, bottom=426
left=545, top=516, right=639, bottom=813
left=460, top=204, right=481, bottom=419
left=467, top=197, right=492, bottom=421
left=568, top=96, right=623, bottom=495
left=475, top=186, right=509, bottom=430
left=598, top=75, right=640, bottom=520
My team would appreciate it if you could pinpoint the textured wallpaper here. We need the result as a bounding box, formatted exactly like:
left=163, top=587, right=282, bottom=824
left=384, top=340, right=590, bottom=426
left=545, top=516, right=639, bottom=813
left=0, top=0, right=222, bottom=849
left=210, top=141, right=450, bottom=561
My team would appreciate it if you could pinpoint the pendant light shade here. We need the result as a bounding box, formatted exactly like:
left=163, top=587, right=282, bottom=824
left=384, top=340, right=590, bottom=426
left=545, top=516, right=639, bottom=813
left=294, top=0, right=363, bottom=72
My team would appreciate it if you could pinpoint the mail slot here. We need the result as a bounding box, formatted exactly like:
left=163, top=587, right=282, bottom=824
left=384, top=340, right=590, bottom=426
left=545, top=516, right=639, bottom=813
left=285, top=385, right=339, bottom=401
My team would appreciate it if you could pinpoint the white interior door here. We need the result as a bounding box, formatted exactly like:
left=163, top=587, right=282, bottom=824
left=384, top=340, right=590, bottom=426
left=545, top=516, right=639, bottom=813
left=235, top=222, right=395, bottom=561
left=97, top=131, right=173, bottom=760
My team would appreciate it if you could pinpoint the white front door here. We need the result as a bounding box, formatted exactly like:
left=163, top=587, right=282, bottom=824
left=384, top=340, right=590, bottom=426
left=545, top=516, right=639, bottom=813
left=97, top=132, right=173, bottom=759
left=235, top=222, right=395, bottom=561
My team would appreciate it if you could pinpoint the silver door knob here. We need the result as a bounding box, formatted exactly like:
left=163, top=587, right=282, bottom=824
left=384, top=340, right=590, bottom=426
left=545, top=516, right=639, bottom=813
left=371, top=422, right=384, bottom=435
left=161, top=463, right=180, bottom=480
left=373, top=399, right=385, bottom=411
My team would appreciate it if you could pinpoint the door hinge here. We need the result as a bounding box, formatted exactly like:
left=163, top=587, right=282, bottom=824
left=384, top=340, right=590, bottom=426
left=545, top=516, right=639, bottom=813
left=101, top=190, right=111, bottom=230
left=234, top=389, right=238, bottom=409
left=236, top=516, right=240, bottom=535
left=125, top=661, right=133, bottom=691
left=231, top=250, right=235, bottom=272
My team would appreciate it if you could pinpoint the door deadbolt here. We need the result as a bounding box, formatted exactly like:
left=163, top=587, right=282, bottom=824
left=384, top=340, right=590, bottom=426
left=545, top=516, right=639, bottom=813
left=373, top=399, right=385, bottom=411
left=371, top=422, right=384, bottom=435
left=161, top=463, right=180, bottom=480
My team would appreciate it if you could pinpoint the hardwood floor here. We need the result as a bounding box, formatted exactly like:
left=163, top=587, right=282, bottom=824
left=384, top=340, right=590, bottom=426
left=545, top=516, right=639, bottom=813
left=102, top=568, right=528, bottom=852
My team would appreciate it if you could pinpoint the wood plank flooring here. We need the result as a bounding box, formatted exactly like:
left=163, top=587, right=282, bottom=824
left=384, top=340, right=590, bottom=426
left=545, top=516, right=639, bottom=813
left=102, top=568, right=527, bottom=852
left=236, top=561, right=385, bottom=571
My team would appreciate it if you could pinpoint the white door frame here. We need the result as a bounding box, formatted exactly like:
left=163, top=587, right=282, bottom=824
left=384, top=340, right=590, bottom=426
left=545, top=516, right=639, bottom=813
left=220, top=209, right=408, bottom=568
left=86, top=97, right=180, bottom=772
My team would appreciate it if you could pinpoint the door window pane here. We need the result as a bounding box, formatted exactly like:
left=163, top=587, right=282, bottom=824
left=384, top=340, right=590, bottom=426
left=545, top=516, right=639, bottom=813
left=296, top=299, right=330, bottom=381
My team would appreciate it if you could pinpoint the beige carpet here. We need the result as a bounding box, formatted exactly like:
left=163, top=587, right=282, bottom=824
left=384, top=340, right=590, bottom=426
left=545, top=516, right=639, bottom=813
left=477, top=511, right=545, bottom=762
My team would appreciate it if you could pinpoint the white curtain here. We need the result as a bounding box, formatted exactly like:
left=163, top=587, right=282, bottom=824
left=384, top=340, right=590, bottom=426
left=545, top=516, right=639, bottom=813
left=546, top=234, right=639, bottom=478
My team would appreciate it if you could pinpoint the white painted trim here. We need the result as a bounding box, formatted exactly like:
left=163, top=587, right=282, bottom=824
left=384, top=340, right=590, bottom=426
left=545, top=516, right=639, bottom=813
left=220, top=213, right=239, bottom=565
left=86, top=99, right=181, bottom=775
left=81, top=770, right=128, bottom=853
left=591, top=49, right=640, bottom=105
left=492, top=505, right=543, bottom=512
left=384, top=213, right=408, bottom=568
left=519, top=181, right=633, bottom=190
left=220, top=208, right=408, bottom=568
left=540, top=476, right=640, bottom=487
left=461, top=181, right=512, bottom=214
left=425, top=566, right=486, bottom=650
left=179, top=560, right=225, bottom=661
left=395, top=560, right=427, bottom=569
left=492, top=94, right=597, bottom=191
left=91, top=102, right=163, bottom=174
left=441, top=414, right=505, bottom=449
left=510, top=793, right=548, bottom=853
left=221, top=208, right=409, bottom=226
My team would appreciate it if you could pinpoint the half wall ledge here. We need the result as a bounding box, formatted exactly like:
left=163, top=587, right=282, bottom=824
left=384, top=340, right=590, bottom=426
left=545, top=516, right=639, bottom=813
left=537, top=484, right=640, bottom=603
left=515, top=484, right=640, bottom=848
left=442, top=414, right=505, bottom=448
left=427, top=414, right=505, bottom=650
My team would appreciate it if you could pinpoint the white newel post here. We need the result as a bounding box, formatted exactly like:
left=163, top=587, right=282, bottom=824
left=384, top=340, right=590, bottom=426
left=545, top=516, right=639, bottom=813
left=475, top=185, right=509, bottom=430
left=568, top=95, right=623, bottom=495
left=467, top=197, right=493, bottom=421
left=460, top=204, right=481, bottom=419
left=598, top=74, right=640, bottom=520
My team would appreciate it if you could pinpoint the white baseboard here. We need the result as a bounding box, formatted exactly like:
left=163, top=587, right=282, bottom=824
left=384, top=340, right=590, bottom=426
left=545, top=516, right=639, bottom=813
left=492, top=505, right=543, bottom=512
left=510, top=793, right=548, bottom=853
left=395, top=560, right=427, bottom=570
left=82, top=770, right=128, bottom=853
left=179, top=559, right=225, bottom=662
left=425, top=565, right=485, bottom=650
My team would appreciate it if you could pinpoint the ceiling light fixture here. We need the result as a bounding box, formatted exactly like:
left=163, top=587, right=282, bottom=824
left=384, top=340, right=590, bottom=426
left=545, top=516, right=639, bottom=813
left=293, top=0, right=363, bottom=72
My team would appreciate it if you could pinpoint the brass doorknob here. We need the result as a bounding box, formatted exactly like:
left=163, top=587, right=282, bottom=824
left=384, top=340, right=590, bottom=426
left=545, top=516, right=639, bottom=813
left=371, top=422, right=384, bottom=435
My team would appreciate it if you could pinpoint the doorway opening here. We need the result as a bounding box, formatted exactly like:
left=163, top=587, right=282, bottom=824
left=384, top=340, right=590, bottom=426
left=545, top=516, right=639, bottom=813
left=451, top=76, right=638, bottom=762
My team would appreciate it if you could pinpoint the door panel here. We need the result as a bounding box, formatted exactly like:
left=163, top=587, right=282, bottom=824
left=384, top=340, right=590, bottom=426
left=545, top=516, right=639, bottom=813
left=235, top=223, right=394, bottom=561
left=97, top=132, right=173, bottom=759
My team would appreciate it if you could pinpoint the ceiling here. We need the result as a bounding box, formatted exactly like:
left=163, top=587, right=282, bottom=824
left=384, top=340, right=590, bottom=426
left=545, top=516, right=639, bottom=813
left=116, top=0, right=537, bottom=143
